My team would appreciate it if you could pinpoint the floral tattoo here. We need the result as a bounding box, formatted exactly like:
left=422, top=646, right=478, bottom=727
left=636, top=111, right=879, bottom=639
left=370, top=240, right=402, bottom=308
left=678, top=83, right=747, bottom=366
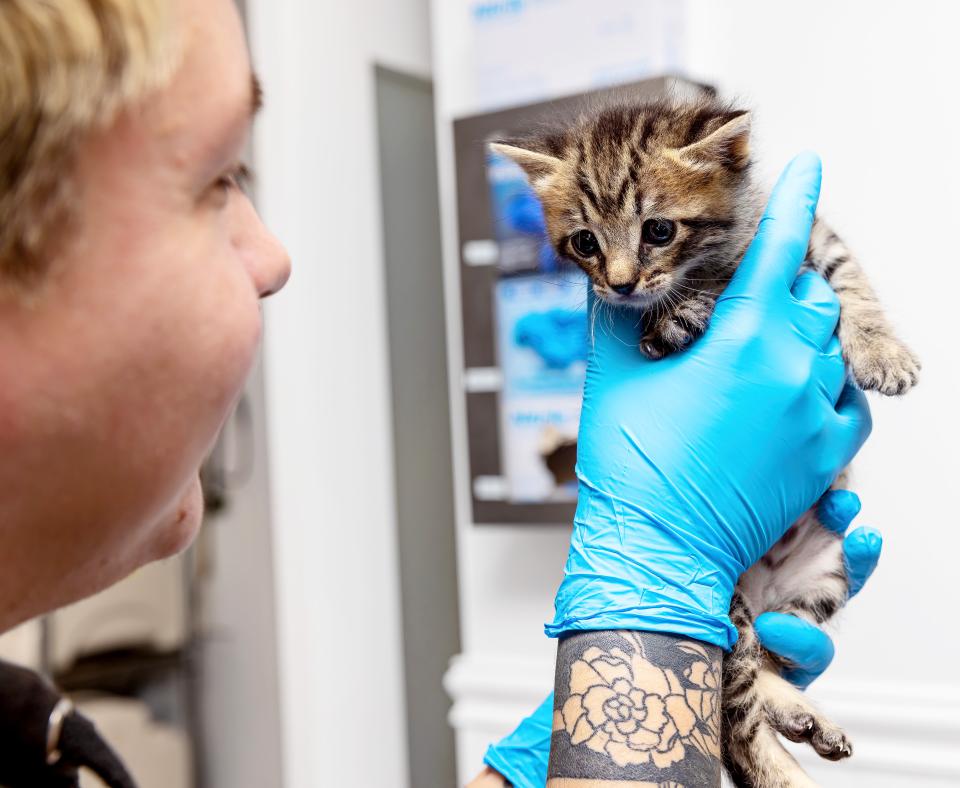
left=548, top=631, right=722, bottom=787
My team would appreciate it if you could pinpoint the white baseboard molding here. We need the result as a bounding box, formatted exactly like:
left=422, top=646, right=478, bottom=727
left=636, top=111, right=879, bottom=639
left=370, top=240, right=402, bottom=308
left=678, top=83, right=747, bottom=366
left=445, top=651, right=960, bottom=783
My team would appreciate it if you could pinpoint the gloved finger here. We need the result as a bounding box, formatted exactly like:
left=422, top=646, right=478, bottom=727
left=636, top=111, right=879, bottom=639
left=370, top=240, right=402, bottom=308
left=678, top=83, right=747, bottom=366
left=816, top=489, right=862, bottom=534
left=830, top=384, right=873, bottom=467
left=791, top=271, right=841, bottom=349
left=725, top=152, right=822, bottom=298
left=843, top=525, right=882, bottom=597
left=816, top=335, right=847, bottom=405
left=755, top=612, right=835, bottom=690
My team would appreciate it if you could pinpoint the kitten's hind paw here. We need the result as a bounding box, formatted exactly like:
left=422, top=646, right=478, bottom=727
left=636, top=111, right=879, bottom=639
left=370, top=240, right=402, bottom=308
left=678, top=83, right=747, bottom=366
left=769, top=705, right=853, bottom=762
left=811, top=722, right=854, bottom=762
left=846, top=335, right=920, bottom=396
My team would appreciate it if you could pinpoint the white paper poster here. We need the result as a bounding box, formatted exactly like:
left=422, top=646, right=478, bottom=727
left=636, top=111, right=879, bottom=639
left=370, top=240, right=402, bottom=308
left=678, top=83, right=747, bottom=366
left=470, top=0, right=685, bottom=110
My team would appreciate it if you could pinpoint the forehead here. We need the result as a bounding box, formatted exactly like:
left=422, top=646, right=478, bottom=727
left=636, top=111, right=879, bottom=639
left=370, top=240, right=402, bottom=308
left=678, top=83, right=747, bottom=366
left=566, top=113, right=736, bottom=219
left=144, top=0, right=252, bottom=156
left=580, top=100, right=730, bottom=156
left=555, top=157, right=725, bottom=226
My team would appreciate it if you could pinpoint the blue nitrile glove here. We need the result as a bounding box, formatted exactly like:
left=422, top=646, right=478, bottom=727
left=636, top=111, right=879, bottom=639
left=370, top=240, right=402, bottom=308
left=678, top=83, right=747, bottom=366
left=485, top=491, right=882, bottom=788
left=545, top=153, right=873, bottom=649
left=755, top=489, right=883, bottom=688
left=483, top=695, right=553, bottom=788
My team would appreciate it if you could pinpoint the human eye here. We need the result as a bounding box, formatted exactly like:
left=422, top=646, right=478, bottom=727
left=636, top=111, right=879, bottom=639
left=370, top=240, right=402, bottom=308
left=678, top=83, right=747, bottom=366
left=214, top=162, right=253, bottom=195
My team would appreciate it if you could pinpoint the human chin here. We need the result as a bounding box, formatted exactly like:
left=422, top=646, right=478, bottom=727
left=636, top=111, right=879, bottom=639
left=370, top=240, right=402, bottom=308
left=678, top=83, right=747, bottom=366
left=148, top=474, right=205, bottom=561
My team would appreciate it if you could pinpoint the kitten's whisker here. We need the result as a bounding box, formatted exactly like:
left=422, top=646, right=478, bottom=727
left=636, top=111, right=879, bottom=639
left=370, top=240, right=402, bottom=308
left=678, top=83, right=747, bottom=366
left=671, top=283, right=710, bottom=296
left=588, top=291, right=602, bottom=349
left=603, top=298, right=635, bottom=349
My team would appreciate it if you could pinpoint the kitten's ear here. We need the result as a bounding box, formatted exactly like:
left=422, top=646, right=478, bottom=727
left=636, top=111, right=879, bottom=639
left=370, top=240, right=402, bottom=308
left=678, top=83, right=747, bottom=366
left=671, top=111, right=751, bottom=172
left=489, top=141, right=563, bottom=188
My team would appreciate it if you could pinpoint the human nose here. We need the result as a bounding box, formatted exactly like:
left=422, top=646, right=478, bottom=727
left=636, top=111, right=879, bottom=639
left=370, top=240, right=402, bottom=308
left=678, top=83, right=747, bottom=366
left=242, top=204, right=291, bottom=298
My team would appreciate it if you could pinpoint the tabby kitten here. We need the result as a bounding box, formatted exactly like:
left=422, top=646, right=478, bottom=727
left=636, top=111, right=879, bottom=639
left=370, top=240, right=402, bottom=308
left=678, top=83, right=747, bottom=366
left=491, top=95, right=919, bottom=788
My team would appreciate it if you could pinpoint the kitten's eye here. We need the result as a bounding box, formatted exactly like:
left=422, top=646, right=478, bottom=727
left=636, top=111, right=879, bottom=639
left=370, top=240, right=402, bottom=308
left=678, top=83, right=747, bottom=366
left=570, top=230, right=601, bottom=258
left=642, top=218, right=676, bottom=246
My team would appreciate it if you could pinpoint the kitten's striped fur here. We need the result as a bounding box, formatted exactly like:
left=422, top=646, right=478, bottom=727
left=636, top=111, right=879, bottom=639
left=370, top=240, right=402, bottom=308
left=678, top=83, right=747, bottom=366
left=493, top=94, right=919, bottom=787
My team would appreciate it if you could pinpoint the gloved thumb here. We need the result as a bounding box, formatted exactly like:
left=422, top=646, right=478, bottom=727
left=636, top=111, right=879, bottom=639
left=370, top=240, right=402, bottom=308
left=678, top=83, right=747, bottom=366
left=724, top=152, right=822, bottom=300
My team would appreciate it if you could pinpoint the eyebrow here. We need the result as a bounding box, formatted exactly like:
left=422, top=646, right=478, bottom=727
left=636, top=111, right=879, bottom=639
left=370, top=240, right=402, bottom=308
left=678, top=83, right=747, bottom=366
left=251, top=72, right=263, bottom=116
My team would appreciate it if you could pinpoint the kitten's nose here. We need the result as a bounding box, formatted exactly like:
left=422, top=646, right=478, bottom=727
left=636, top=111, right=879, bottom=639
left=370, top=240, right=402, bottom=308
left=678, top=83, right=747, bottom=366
left=610, top=281, right=636, bottom=296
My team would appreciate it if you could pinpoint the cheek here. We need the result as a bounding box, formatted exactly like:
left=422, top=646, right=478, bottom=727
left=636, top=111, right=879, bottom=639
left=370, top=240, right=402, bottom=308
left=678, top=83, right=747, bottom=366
left=104, top=224, right=263, bottom=520
left=175, top=244, right=262, bottom=434
left=647, top=249, right=678, bottom=273
left=568, top=252, right=604, bottom=284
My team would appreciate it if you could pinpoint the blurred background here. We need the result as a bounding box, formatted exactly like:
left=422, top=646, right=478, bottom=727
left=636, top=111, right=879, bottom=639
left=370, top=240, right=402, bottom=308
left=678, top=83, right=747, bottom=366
left=2, top=1, right=958, bottom=786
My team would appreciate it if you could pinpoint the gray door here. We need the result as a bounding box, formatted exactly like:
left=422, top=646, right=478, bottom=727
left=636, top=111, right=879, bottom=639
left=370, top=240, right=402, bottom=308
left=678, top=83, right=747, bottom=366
left=196, top=353, right=284, bottom=788
left=375, top=67, right=461, bottom=788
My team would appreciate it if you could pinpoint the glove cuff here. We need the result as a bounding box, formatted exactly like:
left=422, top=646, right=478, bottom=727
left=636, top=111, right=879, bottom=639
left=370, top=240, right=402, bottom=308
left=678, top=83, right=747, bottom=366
left=546, top=483, right=741, bottom=650
left=545, top=600, right=738, bottom=650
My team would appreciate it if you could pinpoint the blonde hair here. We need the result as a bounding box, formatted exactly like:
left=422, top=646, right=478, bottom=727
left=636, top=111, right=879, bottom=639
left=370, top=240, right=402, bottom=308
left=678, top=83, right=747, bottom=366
left=0, top=0, right=176, bottom=284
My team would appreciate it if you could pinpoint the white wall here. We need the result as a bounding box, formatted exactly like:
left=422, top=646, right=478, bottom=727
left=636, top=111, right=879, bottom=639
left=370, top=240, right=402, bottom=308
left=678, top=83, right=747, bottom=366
left=683, top=3, right=960, bottom=783
left=434, top=1, right=960, bottom=785
left=246, top=1, right=431, bottom=786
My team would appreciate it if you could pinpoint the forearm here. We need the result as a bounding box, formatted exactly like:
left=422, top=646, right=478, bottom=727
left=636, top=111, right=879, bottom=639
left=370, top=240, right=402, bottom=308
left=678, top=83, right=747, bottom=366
left=548, top=631, right=722, bottom=787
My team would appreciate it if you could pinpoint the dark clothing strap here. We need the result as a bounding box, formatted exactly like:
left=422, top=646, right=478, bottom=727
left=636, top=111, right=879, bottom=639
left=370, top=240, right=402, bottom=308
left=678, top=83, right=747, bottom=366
left=0, top=659, right=137, bottom=788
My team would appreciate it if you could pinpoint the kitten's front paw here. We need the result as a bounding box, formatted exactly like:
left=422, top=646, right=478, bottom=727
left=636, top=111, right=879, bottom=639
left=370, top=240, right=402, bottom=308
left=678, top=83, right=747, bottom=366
left=639, top=317, right=696, bottom=360
left=847, top=335, right=921, bottom=396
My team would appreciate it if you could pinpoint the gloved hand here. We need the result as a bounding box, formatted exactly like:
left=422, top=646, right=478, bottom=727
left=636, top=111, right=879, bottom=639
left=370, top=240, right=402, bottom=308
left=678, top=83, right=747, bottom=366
left=484, top=492, right=883, bottom=788
left=755, top=488, right=882, bottom=688
left=545, top=153, right=872, bottom=648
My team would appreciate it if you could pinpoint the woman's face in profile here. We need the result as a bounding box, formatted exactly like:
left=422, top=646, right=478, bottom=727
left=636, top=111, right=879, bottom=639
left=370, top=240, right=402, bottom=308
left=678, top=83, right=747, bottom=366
left=0, top=0, right=289, bottom=630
